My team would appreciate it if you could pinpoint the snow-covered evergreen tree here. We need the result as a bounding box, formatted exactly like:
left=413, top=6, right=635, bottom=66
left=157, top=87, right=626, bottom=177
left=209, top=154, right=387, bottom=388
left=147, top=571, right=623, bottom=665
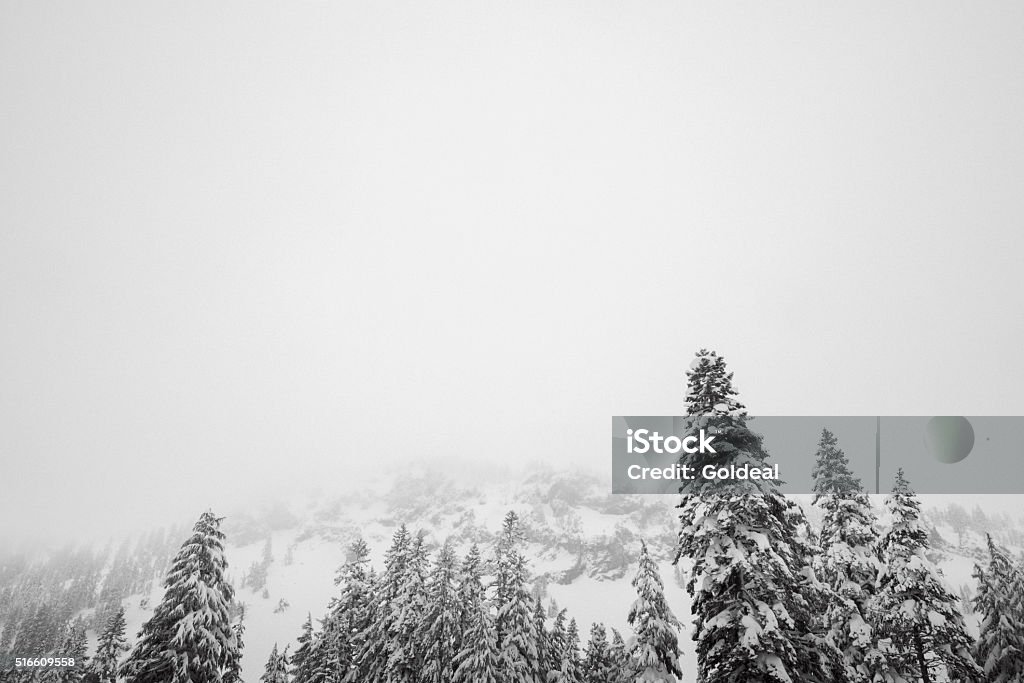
left=565, top=619, right=582, bottom=683
left=44, top=619, right=89, bottom=683
left=608, top=629, right=632, bottom=683
left=548, top=609, right=579, bottom=683
left=493, top=512, right=540, bottom=683
left=260, top=644, right=290, bottom=683
left=452, top=589, right=501, bottom=683
left=224, top=606, right=245, bottom=683
left=782, top=499, right=849, bottom=683
left=533, top=595, right=553, bottom=683
left=390, top=533, right=428, bottom=682
left=298, top=623, right=330, bottom=683
left=349, top=526, right=422, bottom=683
left=811, top=428, right=888, bottom=682
left=675, top=349, right=836, bottom=682
left=875, top=469, right=980, bottom=682
left=120, top=511, right=240, bottom=683
left=320, top=538, right=374, bottom=683
left=88, top=607, right=129, bottom=683
left=496, top=549, right=540, bottom=683
left=289, top=614, right=316, bottom=683
left=494, top=511, right=526, bottom=633
left=581, top=623, right=616, bottom=683
left=419, top=541, right=461, bottom=683
left=626, top=540, right=681, bottom=683
left=972, top=534, right=1024, bottom=681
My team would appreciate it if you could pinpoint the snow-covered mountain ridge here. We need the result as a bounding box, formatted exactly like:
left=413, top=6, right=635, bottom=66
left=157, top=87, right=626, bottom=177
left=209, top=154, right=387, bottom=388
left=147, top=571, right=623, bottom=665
left=2, top=465, right=1022, bottom=681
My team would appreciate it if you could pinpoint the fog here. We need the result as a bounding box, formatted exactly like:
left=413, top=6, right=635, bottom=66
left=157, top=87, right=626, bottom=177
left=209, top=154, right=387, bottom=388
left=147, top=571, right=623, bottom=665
left=2, top=1, right=1023, bottom=547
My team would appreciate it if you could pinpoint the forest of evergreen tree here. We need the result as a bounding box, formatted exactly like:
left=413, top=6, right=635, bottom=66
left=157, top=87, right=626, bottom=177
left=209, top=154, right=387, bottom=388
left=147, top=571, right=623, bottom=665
left=1, top=350, right=1022, bottom=682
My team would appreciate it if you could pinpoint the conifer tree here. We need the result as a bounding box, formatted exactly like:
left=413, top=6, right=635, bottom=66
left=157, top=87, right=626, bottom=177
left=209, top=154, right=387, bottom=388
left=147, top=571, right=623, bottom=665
left=811, top=428, right=887, bottom=682
left=548, top=610, right=575, bottom=683
left=626, top=541, right=681, bottom=683
left=452, top=589, right=501, bottom=683
left=782, top=499, right=849, bottom=683
left=608, top=629, right=632, bottom=683
left=676, top=349, right=836, bottom=682
left=321, top=538, right=374, bottom=683
left=223, top=606, right=245, bottom=683
left=350, top=526, right=419, bottom=683
left=88, top=607, right=129, bottom=683
left=565, top=619, right=582, bottom=683
left=494, top=511, right=526, bottom=635
left=120, top=511, right=240, bottom=683
left=390, top=532, right=428, bottom=682
left=875, top=469, right=980, bottom=682
left=299, top=623, right=329, bottom=683
left=457, top=544, right=485, bottom=614
left=260, top=644, right=290, bottom=683
left=496, top=548, right=540, bottom=683
left=533, top=595, right=553, bottom=682
left=582, top=623, right=616, bottom=683
left=45, top=619, right=89, bottom=683
left=419, top=541, right=461, bottom=683
left=290, top=614, right=316, bottom=683
left=972, top=534, right=1024, bottom=681
left=492, top=512, right=540, bottom=683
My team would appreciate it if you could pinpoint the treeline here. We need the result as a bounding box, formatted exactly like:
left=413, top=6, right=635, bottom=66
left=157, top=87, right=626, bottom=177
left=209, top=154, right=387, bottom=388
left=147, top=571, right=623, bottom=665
left=924, top=502, right=1024, bottom=549
left=0, top=509, right=683, bottom=683
left=280, top=511, right=680, bottom=683
left=0, top=524, right=187, bottom=664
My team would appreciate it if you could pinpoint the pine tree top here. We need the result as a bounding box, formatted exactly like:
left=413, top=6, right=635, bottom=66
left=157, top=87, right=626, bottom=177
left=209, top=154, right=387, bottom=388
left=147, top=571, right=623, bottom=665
left=684, top=348, right=746, bottom=417
left=811, top=428, right=863, bottom=501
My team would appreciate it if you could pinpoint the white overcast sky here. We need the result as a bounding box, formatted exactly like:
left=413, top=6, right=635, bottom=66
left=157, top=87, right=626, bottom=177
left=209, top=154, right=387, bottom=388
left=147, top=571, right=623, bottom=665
left=2, top=1, right=1023, bottom=544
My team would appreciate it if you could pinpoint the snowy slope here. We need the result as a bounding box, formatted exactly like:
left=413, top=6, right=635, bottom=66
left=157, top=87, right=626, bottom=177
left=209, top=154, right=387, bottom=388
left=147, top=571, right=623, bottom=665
left=14, top=466, right=1018, bottom=681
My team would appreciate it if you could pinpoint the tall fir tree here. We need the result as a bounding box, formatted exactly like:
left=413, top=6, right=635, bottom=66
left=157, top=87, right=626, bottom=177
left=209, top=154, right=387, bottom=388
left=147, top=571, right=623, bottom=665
left=782, top=498, right=849, bottom=683
left=581, top=623, right=616, bottom=683
left=875, top=469, right=981, bottom=683
left=675, top=349, right=837, bottom=682
left=259, top=644, right=290, bottom=683
left=419, top=541, right=462, bottom=683
left=319, top=538, right=374, bottom=683
left=565, top=619, right=582, bottom=683
left=289, top=614, right=316, bottom=683
left=390, top=532, right=428, bottom=683
left=120, top=511, right=241, bottom=683
left=608, top=629, right=632, bottom=683
left=494, top=511, right=526, bottom=635
left=548, top=610, right=578, bottom=683
left=533, top=595, right=553, bottom=683
left=44, top=619, right=89, bottom=683
left=972, top=534, right=1024, bottom=682
left=626, top=541, right=681, bottom=683
left=452, top=588, right=501, bottom=683
left=496, top=549, right=540, bottom=683
left=88, top=607, right=129, bottom=683
left=493, top=512, right=540, bottom=683
left=349, top=526, right=420, bottom=683
left=453, top=543, right=501, bottom=683
left=811, top=428, right=889, bottom=683
left=456, top=544, right=485, bottom=625
left=223, top=604, right=245, bottom=683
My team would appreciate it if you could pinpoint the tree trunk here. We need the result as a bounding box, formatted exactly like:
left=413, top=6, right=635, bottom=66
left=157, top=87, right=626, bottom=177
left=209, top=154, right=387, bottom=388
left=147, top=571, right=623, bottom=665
left=913, top=626, right=931, bottom=683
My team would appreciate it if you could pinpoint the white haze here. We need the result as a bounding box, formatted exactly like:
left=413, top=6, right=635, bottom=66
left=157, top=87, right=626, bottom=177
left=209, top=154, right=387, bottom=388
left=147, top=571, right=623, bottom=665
left=2, top=1, right=1023, bottom=546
